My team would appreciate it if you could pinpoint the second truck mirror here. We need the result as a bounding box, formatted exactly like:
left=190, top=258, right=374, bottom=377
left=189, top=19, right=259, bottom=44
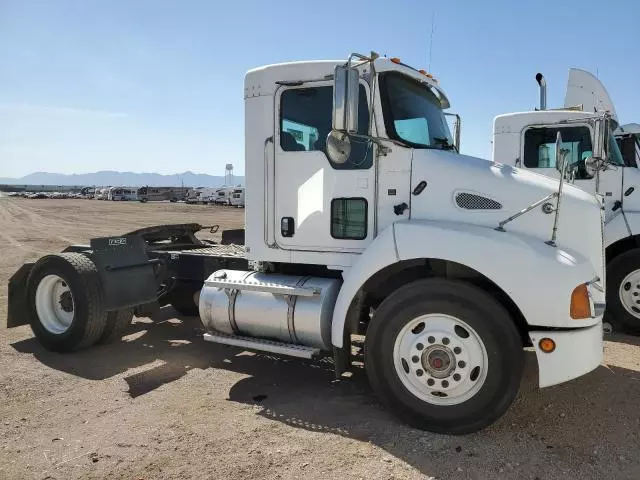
left=332, top=65, right=359, bottom=134
left=592, top=117, right=608, bottom=162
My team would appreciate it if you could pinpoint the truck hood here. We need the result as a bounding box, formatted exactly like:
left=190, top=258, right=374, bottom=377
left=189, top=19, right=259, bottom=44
left=409, top=149, right=604, bottom=281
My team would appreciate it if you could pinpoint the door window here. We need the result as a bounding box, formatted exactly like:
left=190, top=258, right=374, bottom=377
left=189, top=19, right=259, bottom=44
left=523, top=126, right=593, bottom=179
left=331, top=198, right=368, bottom=239
left=280, top=85, right=372, bottom=169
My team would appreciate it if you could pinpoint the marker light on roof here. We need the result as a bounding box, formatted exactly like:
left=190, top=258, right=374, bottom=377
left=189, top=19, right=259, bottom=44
left=390, top=57, right=401, bottom=64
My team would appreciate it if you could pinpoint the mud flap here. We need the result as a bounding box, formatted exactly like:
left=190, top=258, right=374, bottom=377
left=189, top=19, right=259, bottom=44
left=7, top=263, right=34, bottom=328
left=90, top=235, right=160, bottom=311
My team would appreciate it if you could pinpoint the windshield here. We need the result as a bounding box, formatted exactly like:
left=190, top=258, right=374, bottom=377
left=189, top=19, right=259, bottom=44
left=379, top=72, right=454, bottom=150
left=607, top=129, right=624, bottom=166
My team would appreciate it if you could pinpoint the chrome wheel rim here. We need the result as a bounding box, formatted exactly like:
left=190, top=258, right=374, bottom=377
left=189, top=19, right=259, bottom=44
left=35, top=274, right=74, bottom=334
left=618, top=269, right=640, bottom=319
left=392, top=314, right=488, bottom=406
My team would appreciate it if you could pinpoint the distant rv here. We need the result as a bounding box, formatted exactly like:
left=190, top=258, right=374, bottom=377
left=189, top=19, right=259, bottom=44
left=229, top=187, right=245, bottom=207
left=186, top=187, right=216, bottom=204
left=212, top=187, right=232, bottom=205
left=137, top=186, right=186, bottom=203
left=107, top=186, right=137, bottom=201
left=80, top=186, right=96, bottom=198
left=95, top=187, right=110, bottom=200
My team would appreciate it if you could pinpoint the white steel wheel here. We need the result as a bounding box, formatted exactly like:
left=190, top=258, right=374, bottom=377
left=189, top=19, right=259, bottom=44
left=35, top=274, right=75, bottom=334
left=618, top=269, right=640, bottom=319
left=27, top=253, right=108, bottom=352
left=392, top=314, right=488, bottom=406
left=365, top=278, right=524, bottom=434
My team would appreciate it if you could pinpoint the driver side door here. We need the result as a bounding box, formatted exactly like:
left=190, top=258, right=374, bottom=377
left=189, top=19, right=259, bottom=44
left=521, top=124, right=622, bottom=221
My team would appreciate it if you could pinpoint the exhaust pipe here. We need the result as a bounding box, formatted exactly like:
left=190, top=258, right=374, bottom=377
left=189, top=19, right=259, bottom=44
left=535, top=73, right=547, bottom=110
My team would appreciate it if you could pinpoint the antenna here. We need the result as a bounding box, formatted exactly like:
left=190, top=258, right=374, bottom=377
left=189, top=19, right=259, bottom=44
left=428, top=12, right=436, bottom=71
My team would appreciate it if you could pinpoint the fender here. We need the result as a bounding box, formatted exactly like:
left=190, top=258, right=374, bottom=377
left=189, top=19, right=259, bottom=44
left=331, top=220, right=600, bottom=348
left=604, top=210, right=636, bottom=247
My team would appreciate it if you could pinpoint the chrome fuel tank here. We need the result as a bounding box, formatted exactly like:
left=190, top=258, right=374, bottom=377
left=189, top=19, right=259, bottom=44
left=199, top=270, right=341, bottom=350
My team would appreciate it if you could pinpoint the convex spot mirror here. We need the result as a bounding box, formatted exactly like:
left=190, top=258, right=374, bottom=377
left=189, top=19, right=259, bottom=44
left=326, top=130, right=351, bottom=164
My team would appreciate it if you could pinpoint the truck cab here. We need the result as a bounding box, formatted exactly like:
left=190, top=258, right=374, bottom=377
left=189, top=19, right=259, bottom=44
left=493, top=68, right=640, bottom=333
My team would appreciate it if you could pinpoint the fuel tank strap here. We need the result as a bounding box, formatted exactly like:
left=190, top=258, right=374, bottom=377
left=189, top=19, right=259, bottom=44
left=286, top=276, right=312, bottom=343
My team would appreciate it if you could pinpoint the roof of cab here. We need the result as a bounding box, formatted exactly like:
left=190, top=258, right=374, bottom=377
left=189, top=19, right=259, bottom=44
left=244, top=57, right=449, bottom=108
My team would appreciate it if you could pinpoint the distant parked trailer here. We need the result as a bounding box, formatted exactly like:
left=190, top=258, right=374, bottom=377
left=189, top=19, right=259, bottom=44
left=108, top=187, right=137, bottom=201
left=137, top=186, right=186, bottom=203
left=230, top=187, right=245, bottom=207
left=95, top=188, right=110, bottom=200
left=212, top=187, right=233, bottom=205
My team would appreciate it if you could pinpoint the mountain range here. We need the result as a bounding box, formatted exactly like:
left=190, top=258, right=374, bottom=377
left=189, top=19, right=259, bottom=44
left=0, top=171, right=244, bottom=187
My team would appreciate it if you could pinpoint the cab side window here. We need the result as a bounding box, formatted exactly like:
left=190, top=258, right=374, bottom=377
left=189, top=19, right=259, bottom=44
left=280, top=85, right=372, bottom=169
left=523, top=126, right=593, bottom=179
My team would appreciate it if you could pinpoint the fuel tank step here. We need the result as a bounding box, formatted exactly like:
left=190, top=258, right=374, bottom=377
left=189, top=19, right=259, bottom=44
left=204, top=276, right=320, bottom=296
left=203, top=331, right=321, bottom=359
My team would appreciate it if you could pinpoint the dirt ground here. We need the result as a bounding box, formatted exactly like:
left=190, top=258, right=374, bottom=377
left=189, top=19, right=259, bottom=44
left=1, top=197, right=640, bottom=480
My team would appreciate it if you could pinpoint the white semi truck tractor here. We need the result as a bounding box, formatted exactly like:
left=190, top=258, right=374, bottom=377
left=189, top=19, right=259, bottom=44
left=493, top=68, right=640, bottom=333
left=7, top=53, right=605, bottom=434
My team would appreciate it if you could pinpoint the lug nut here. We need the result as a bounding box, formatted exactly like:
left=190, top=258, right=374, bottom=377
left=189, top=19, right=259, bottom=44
left=458, top=360, right=466, bottom=368
left=427, top=378, right=435, bottom=386
left=427, top=336, right=435, bottom=344
left=442, top=337, right=450, bottom=345
left=442, top=380, right=449, bottom=388
left=453, top=347, right=461, bottom=354
left=416, top=369, right=424, bottom=377
left=453, top=373, right=461, bottom=381
left=412, top=355, right=419, bottom=363
left=416, top=343, right=424, bottom=350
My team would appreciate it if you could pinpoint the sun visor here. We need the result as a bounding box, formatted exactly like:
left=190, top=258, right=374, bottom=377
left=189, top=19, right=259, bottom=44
left=564, top=68, right=618, bottom=126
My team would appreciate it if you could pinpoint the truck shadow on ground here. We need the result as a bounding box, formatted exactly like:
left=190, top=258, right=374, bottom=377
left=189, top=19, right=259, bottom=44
left=11, top=308, right=640, bottom=477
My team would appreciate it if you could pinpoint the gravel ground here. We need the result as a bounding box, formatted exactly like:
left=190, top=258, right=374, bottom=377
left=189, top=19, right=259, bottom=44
left=1, top=197, right=640, bottom=480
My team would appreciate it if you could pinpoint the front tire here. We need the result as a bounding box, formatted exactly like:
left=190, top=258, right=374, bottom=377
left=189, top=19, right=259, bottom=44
left=27, top=253, right=107, bottom=352
left=365, top=278, right=523, bottom=434
left=606, top=249, right=640, bottom=333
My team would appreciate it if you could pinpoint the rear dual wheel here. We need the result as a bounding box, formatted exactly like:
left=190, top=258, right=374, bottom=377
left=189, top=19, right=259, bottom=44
left=27, top=253, right=133, bottom=352
left=365, top=278, right=523, bottom=434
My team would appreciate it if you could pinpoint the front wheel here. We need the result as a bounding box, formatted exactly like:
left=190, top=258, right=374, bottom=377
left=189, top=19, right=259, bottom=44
left=365, top=278, right=523, bottom=434
left=606, top=249, right=640, bottom=333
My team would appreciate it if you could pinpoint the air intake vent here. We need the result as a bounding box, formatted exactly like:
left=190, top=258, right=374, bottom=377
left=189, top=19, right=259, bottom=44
left=455, top=192, right=502, bottom=210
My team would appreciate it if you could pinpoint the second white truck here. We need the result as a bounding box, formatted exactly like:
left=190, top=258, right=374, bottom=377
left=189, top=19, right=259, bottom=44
left=494, top=69, right=640, bottom=333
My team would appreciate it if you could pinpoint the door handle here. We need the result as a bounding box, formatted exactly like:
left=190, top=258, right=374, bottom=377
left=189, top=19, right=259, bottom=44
left=281, top=217, right=295, bottom=237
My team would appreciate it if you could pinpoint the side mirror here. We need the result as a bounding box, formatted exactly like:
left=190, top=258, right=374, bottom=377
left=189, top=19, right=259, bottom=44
left=332, top=65, right=359, bottom=134
left=445, top=113, right=461, bottom=152
left=592, top=116, right=608, bottom=162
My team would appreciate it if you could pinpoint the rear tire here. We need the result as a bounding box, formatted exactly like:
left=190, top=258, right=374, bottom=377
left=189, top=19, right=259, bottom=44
left=365, top=278, right=523, bottom=434
left=27, top=253, right=107, bottom=352
left=169, top=287, right=200, bottom=316
left=98, top=308, right=134, bottom=344
left=606, top=249, right=640, bottom=333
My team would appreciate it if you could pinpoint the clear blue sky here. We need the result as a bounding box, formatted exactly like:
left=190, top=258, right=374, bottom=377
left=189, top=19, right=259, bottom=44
left=1, top=0, right=639, bottom=178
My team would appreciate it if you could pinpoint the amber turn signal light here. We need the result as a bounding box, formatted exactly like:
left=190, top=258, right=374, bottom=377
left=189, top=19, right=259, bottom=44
left=539, top=338, right=556, bottom=353
left=570, top=283, right=591, bottom=319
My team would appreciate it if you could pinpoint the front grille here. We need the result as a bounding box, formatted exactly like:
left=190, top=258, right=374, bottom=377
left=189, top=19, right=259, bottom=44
left=455, top=192, right=502, bottom=210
